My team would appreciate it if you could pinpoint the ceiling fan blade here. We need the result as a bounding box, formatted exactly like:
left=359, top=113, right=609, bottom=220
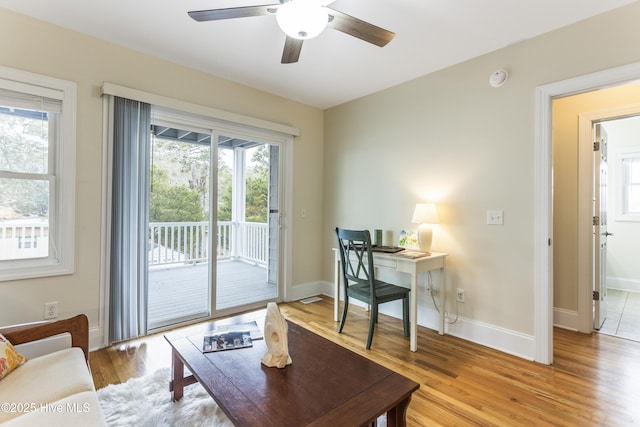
left=281, top=36, right=304, bottom=64
left=326, top=9, right=395, bottom=47
left=188, top=5, right=279, bottom=22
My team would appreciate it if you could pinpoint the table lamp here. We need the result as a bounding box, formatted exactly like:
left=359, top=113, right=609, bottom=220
left=411, top=203, right=439, bottom=252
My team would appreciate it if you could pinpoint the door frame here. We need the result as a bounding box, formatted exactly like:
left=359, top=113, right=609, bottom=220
left=535, top=61, right=640, bottom=364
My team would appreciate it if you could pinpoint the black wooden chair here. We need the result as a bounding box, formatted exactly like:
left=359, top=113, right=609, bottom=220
left=335, top=227, right=410, bottom=349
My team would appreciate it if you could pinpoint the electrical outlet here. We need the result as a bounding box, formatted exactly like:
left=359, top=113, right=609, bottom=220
left=456, top=288, right=465, bottom=303
left=44, top=302, right=58, bottom=319
left=487, top=210, right=504, bottom=225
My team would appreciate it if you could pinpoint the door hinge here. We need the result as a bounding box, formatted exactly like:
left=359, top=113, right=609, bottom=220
left=593, top=290, right=600, bottom=300
left=593, top=141, right=600, bottom=151
left=593, top=216, right=599, bottom=226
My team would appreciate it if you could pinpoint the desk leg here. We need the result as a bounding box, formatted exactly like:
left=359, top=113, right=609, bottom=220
left=439, top=266, right=445, bottom=335
left=170, top=349, right=184, bottom=402
left=410, top=273, right=418, bottom=352
left=334, top=256, right=340, bottom=322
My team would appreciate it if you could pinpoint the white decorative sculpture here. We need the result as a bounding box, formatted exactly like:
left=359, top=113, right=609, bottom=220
left=261, top=302, right=292, bottom=368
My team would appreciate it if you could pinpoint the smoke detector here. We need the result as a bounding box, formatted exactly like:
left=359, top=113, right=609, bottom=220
left=489, top=69, right=509, bottom=87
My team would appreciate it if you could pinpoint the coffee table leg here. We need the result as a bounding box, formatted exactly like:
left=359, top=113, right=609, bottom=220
left=386, top=395, right=412, bottom=427
left=171, top=349, right=184, bottom=402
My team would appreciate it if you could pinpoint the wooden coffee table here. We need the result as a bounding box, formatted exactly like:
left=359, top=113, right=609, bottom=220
left=164, top=310, right=419, bottom=426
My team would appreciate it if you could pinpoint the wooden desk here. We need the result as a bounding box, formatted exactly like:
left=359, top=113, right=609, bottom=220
left=164, top=311, right=419, bottom=426
left=333, top=249, right=448, bottom=352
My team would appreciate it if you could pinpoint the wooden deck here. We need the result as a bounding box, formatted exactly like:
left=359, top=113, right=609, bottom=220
left=147, top=260, right=276, bottom=329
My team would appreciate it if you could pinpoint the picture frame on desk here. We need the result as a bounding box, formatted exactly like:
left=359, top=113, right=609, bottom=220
left=398, top=229, right=418, bottom=249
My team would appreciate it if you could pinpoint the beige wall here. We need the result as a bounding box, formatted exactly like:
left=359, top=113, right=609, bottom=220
left=553, top=83, right=640, bottom=315
left=0, top=9, right=324, bottom=332
left=4, top=1, right=640, bottom=356
left=324, top=1, right=640, bottom=342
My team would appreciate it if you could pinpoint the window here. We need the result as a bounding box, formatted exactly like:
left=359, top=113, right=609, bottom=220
left=620, top=151, right=640, bottom=221
left=0, top=66, right=76, bottom=281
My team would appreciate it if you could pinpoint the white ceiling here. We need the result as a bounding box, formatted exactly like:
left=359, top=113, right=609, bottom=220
left=0, top=0, right=636, bottom=109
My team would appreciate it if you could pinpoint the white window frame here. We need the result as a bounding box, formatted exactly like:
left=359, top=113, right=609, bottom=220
left=0, top=66, right=76, bottom=281
left=617, top=150, right=640, bottom=222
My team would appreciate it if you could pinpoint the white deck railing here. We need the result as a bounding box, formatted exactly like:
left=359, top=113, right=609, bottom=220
left=148, top=221, right=268, bottom=267
left=0, top=220, right=49, bottom=261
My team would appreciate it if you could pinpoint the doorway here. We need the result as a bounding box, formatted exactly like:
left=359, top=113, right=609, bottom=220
left=555, top=99, right=640, bottom=341
left=535, top=63, right=640, bottom=364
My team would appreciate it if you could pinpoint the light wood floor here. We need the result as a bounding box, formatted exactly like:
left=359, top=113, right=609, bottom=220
left=90, top=297, right=640, bottom=426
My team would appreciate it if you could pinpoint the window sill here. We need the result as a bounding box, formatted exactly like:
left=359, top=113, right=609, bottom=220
left=614, top=215, right=640, bottom=222
left=0, top=261, right=74, bottom=282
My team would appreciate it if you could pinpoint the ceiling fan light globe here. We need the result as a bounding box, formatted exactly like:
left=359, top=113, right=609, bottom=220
left=276, top=0, right=328, bottom=40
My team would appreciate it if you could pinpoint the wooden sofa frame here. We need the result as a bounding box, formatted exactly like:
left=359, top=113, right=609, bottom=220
left=0, top=314, right=89, bottom=362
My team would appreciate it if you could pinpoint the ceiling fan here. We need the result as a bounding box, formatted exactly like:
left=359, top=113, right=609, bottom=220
left=188, top=0, right=395, bottom=64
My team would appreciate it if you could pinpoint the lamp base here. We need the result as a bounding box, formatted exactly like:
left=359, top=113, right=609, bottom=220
left=417, top=224, right=433, bottom=253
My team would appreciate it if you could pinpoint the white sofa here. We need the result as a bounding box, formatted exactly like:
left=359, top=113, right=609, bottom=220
left=0, top=315, right=106, bottom=426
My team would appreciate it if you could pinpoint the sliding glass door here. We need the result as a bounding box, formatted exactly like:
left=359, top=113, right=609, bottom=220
left=145, top=111, right=284, bottom=329
left=215, top=135, right=280, bottom=312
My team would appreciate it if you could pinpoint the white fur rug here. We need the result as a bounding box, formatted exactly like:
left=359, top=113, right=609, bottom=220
left=96, top=368, right=233, bottom=427
left=98, top=367, right=388, bottom=427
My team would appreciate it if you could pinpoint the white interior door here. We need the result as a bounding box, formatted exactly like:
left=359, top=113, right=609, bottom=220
left=593, top=123, right=610, bottom=330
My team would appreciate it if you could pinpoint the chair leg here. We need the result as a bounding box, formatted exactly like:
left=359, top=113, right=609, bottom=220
left=366, top=304, right=377, bottom=349
left=403, top=296, right=409, bottom=337
left=338, top=296, right=349, bottom=333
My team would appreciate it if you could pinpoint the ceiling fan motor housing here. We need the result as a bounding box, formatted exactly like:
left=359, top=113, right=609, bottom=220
left=276, top=0, right=329, bottom=40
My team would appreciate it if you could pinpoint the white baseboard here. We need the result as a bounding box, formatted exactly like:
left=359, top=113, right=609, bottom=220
left=446, top=316, right=535, bottom=361
left=89, top=326, right=102, bottom=352
left=608, top=276, right=640, bottom=293
left=553, top=308, right=579, bottom=331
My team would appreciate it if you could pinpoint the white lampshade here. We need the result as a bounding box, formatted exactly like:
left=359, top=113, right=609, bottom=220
left=412, top=203, right=439, bottom=252
left=276, top=0, right=328, bottom=40
left=411, top=203, right=439, bottom=225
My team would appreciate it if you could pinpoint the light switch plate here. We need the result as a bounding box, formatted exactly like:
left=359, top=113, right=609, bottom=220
left=487, top=210, right=504, bottom=225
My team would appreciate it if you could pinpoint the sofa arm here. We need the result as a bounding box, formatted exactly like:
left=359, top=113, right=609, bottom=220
left=0, top=314, right=89, bottom=362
